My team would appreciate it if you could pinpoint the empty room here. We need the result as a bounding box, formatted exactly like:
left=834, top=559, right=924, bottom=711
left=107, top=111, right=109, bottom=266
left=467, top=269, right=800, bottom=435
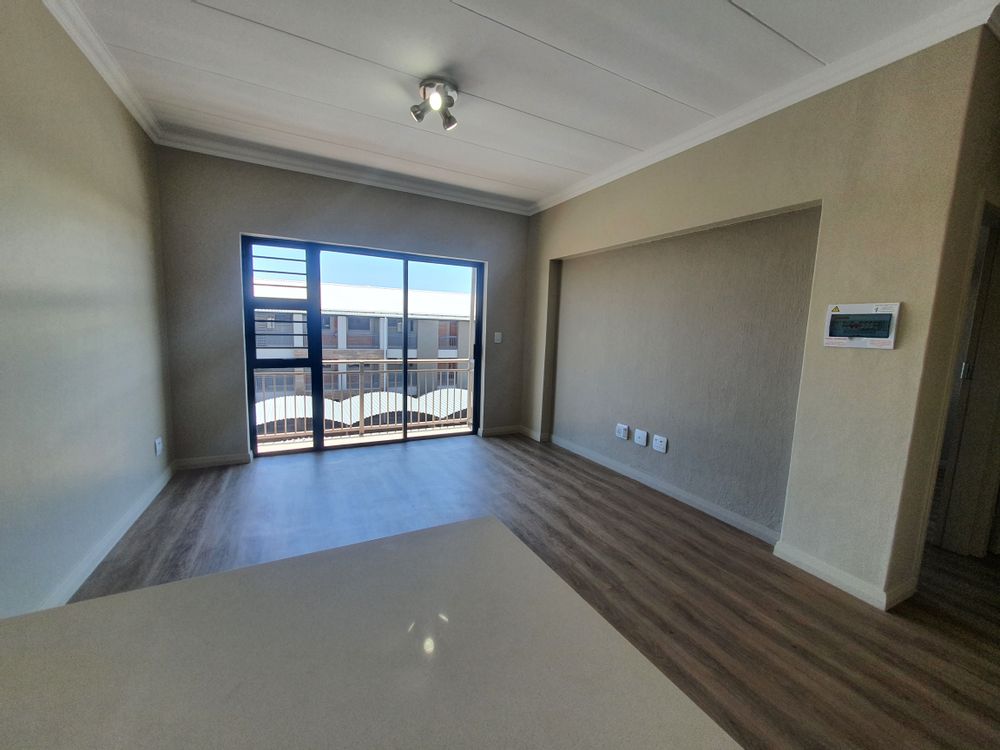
left=3, top=1, right=1000, bottom=747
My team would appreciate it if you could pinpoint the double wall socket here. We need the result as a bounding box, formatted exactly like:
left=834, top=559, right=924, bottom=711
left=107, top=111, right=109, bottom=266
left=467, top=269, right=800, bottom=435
left=652, top=434, right=668, bottom=453
left=615, top=423, right=629, bottom=440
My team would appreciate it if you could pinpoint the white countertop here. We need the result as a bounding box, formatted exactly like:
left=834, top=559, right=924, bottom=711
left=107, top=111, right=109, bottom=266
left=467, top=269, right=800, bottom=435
left=1, top=517, right=738, bottom=749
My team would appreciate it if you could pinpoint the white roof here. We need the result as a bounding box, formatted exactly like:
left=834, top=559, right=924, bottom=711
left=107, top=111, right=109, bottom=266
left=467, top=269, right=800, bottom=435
left=252, top=282, right=470, bottom=320
left=322, top=284, right=470, bottom=319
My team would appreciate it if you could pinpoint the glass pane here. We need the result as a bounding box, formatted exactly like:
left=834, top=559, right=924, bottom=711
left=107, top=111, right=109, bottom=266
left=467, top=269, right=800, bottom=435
left=386, top=318, right=417, bottom=349
left=253, top=309, right=308, bottom=359
left=320, top=250, right=404, bottom=446
left=407, top=261, right=475, bottom=437
left=252, top=244, right=307, bottom=299
left=253, top=367, right=312, bottom=453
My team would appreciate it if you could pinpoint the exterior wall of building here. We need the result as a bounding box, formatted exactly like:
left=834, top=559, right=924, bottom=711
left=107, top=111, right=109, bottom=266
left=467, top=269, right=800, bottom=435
left=415, top=319, right=439, bottom=360
left=257, top=313, right=472, bottom=398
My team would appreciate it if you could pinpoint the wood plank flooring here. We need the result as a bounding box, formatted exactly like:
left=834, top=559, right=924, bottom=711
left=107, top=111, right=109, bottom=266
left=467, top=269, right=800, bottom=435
left=73, top=435, right=1000, bottom=749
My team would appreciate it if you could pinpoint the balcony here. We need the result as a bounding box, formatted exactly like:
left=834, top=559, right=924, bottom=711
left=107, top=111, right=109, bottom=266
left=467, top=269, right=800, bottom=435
left=253, top=359, right=472, bottom=452
left=438, top=335, right=459, bottom=349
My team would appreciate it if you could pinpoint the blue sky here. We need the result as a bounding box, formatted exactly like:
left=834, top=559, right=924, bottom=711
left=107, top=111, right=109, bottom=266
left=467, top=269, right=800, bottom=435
left=250, top=245, right=473, bottom=293
left=322, top=252, right=473, bottom=293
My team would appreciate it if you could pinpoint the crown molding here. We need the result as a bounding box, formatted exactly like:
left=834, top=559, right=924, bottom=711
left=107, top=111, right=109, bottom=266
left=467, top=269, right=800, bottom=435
left=42, top=0, right=161, bottom=140
left=157, top=128, right=536, bottom=215
left=43, top=0, right=534, bottom=216
left=530, top=0, right=999, bottom=214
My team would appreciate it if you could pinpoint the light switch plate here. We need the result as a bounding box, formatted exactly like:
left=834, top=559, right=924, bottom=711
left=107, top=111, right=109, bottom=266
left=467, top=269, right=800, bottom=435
left=615, top=423, right=629, bottom=440
left=634, top=429, right=648, bottom=447
left=154, top=437, right=164, bottom=457
left=652, top=435, right=668, bottom=454
left=493, top=332, right=503, bottom=344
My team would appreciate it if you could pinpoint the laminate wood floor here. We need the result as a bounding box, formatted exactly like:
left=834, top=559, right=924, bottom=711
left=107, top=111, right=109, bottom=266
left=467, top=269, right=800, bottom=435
left=73, top=435, right=1000, bottom=749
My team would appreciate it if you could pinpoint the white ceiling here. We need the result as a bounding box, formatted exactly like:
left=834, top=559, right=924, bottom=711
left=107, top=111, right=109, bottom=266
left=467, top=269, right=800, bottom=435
left=49, top=0, right=998, bottom=214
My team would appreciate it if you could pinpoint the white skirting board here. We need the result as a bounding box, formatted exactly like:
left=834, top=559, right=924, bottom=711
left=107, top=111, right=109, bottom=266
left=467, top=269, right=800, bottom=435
left=773, top=541, right=918, bottom=610
left=173, top=453, right=252, bottom=470
left=882, top=576, right=921, bottom=609
left=39, top=465, right=174, bottom=611
left=549, top=435, right=779, bottom=545
left=479, top=425, right=524, bottom=437
left=479, top=425, right=551, bottom=441
left=548, top=435, right=918, bottom=609
left=40, top=453, right=251, bottom=611
left=518, top=426, right=550, bottom=442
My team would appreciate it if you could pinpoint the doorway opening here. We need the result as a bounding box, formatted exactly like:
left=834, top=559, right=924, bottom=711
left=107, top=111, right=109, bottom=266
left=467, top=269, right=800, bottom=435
left=918, top=205, right=1000, bottom=620
left=926, top=205, right=1000, bottom=557
left=241, top=236, right=484, bottom=456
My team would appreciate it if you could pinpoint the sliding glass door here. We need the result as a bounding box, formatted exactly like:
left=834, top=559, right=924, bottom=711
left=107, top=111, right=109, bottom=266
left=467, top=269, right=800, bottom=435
left=242, top=236, right=482, bottom=455
left=319, top=250, right=405, bottom=447
left=405, top=260, right=476, bottom=438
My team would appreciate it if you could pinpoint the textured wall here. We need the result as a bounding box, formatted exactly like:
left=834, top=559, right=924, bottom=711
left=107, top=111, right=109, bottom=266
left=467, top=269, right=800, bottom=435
left=553, top=210, right=819, bottom=536
left=885, top=30, right=1000, bottom=587
left=0, top=2, right=171, bottom=617
left=524, top=30, right=988, bottom=606
left=157, top=149, right=529, bottom=463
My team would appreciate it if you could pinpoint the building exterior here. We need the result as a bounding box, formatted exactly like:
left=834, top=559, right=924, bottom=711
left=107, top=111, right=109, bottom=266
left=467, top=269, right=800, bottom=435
left=254, top=282, right=472, bottom=398
left=251, top=282, right=474, bottom=445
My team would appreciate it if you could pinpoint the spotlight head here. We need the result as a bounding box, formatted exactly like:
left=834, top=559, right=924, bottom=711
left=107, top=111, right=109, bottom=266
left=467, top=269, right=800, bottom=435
left=412, top=78, right=458, bottom=131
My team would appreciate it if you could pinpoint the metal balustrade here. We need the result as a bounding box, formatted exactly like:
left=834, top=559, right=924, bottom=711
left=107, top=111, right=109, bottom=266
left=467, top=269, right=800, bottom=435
left=253, top=359, right=472, bottom=451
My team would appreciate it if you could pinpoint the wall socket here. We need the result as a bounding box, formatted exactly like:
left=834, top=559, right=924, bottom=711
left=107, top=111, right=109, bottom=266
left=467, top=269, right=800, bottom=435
left=634, top=429, right=648, bottom=447
left=615, top=423, right=629, bottom=440
left=652, top=434, right=668, bottom=454
left=154, top=437, right=164, bottom=457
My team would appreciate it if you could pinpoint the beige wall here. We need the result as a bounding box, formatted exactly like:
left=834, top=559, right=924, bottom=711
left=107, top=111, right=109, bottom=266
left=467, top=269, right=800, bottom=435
left=157, top=148, right=528, bottom=463
left=885, top=30, right=1000, bottom=588
left=524, top=30, right=995, bottom=607
left=552, top=210, right=820, bottom=540
left=0, top=2, right=171, bottom=617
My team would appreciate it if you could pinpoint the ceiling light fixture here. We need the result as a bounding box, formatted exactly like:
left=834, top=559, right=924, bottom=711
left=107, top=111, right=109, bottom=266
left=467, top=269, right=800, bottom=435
left=410, top=78, right=458, bottom=132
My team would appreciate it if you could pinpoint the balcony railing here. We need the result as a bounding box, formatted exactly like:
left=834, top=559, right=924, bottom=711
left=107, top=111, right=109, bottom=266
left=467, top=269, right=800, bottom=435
left=438, top=335, right=459, bottom=349
left=253, top=359, right=473, bottom=450
left=254, top=369, right=312, bottom=448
